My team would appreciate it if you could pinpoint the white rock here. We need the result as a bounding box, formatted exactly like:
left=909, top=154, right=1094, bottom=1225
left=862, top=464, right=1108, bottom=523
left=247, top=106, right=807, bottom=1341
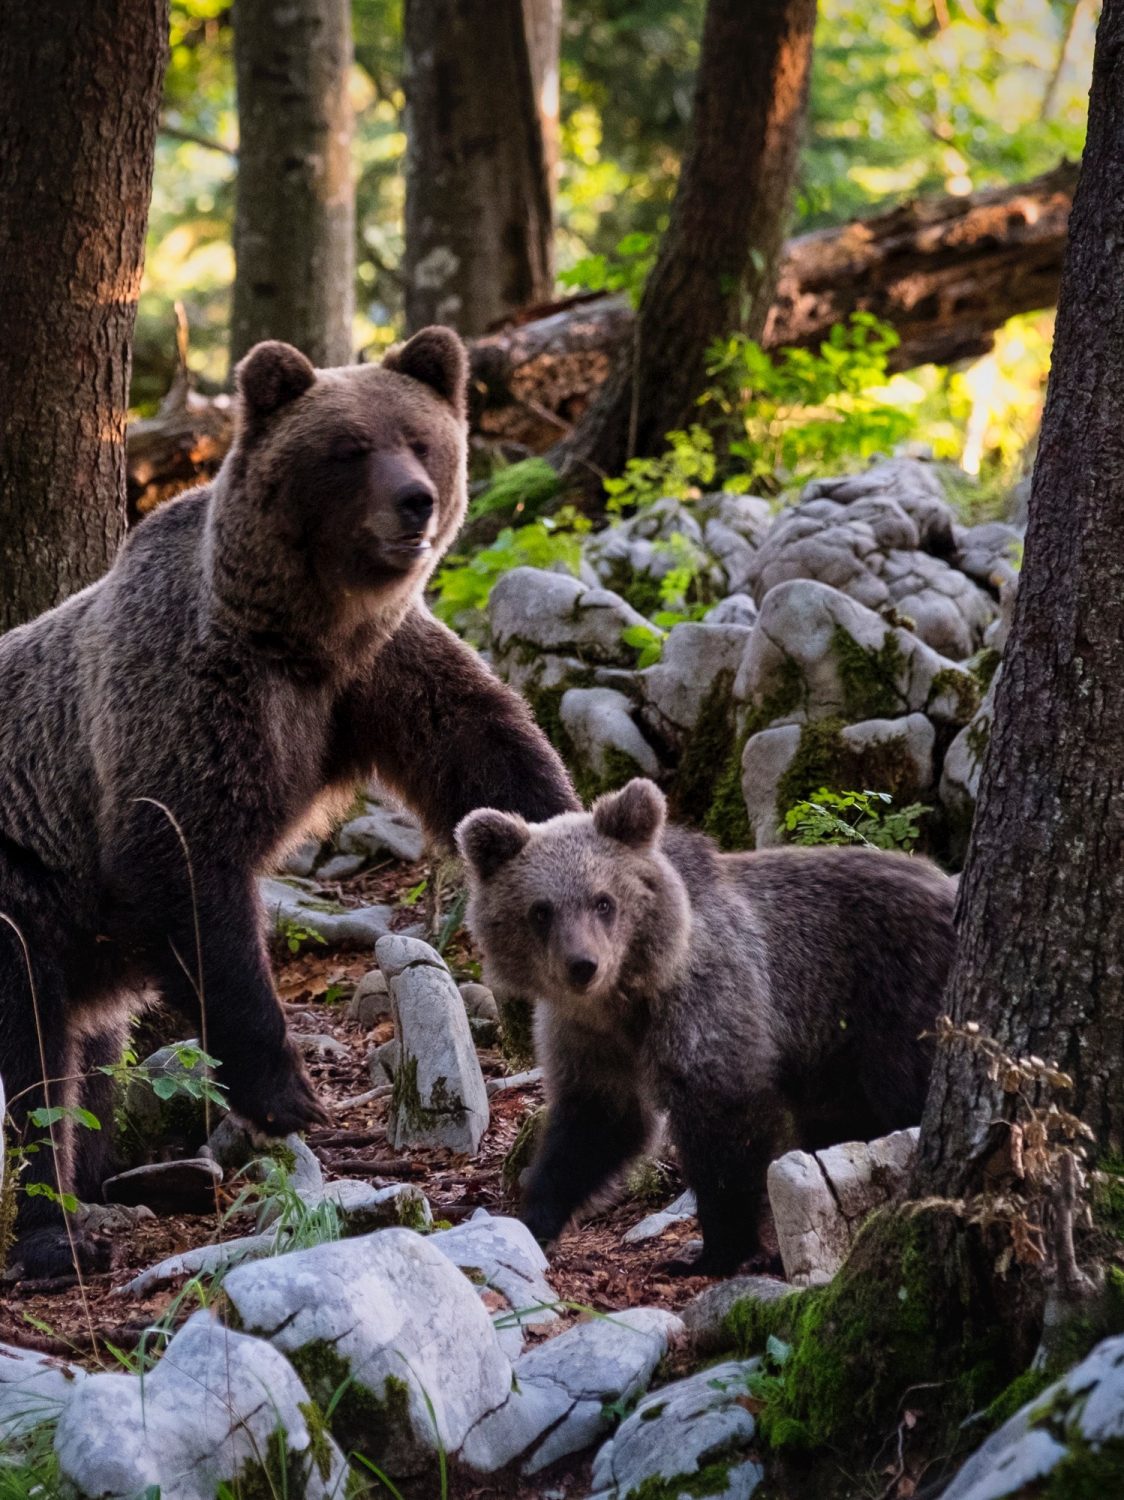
left=461, top=1307, right=683, bottom=1474
left=740, top=713, right=934, bottom=848
left=0, top=1343, right=86, bottom=1443
left=432, top=1209, right=557, bottom=1324
left=682, top=1276, right=795, bottom=1354
left=640, top=622, right=753, bottom=737
left=623, top=1189, right=697, bottom=1244
left=377, top=935, right=490, bottom=1153
left=938, top=1333, right=1124, bottom=1498
left=338, top=805, right=426, bottom=864
left=278, top=837, right=321, bottom=877
left=768, top=1128, right=919, bottom=1285
left=590, top=1360, right=764, bottom=1500
left=224, top=1227, right=513, bottom=1475
left=120, top=1232, right=284, bottom=1297
left=459, top=981, right=499, bottom=1021
left=940, top=672, right=998, bottom=857
left=489, top=567, right=652, bottom=665
left=560, top=686, right=662, bottom=781
left=486, top=1067, right=543, bottom=1095
left=293, top=1178, right=433, bottom=1236
left=705, top=593, right=759, bottom=628
left=735, top=579, right=978, bottom=729
left=54, top=1310, right=346, bottom=1500
left=260, top=876, right=402, bottom=949
left=347, top=968, right=392, bottom=1026
left=801, top=458, right=956, bottom=553
left=315, top=851, right=367, bottom=881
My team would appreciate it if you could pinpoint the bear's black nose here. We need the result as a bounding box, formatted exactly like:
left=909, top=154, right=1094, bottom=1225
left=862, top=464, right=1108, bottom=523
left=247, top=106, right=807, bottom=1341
left=395, top=484, right=435, bottom=535
left=568, top=957, right=598, bottom=988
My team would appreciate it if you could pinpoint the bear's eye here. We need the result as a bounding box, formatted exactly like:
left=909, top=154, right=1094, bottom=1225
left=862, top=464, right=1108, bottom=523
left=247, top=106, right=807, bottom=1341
left=529, top=901, right=553, bottom=933
left=331, top=436, right=370, bottom=463
left=594, top=893, right=615, bottom=919
left=409, top=439, right=429, bottom=462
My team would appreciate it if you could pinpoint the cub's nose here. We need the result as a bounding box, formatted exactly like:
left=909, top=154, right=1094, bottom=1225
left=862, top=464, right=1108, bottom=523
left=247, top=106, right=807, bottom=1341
left=568, top=956, right=599, bottom=989
left=394, top=483, right=435, bottom=535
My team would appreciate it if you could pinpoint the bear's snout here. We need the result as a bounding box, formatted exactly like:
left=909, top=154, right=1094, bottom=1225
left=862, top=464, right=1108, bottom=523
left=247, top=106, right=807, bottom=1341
left=394, top=482, right=435, bottom=537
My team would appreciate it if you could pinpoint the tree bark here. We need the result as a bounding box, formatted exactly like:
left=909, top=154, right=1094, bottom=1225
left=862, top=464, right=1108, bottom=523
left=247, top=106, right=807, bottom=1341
left=916, top=0, right=1124, bottom=1198
left=522, top=0, right=562, bottom=184
left=0, top=2, right=169, bottom=634
left=555, top=0, right=817, bottom=484
left=402, top=0, right=554, bottom=336
left=231, top=0, right=355, bottom=367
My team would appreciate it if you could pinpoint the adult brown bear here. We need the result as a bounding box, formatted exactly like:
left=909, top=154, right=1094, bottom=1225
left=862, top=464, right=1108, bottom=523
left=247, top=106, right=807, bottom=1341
left=0, top=329, right=577, bottom=1278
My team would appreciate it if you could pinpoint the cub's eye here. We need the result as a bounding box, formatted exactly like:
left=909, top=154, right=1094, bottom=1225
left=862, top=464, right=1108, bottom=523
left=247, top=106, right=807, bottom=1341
left=331, top=436, right=369, bottom=462
left=409, top=439, right=429, bottom=461
left=529, top=901, right=553, bottom=933
left=594, top=894, right=615, bottom=919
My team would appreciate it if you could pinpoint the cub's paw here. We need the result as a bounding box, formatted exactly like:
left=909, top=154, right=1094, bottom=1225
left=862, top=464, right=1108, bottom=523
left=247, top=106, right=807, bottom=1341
left=663, top=1245, right=749, bottom=1278
left=230, top=1049, right=330, bottom=1136
left=9, top=1225, right=113, bottom=1281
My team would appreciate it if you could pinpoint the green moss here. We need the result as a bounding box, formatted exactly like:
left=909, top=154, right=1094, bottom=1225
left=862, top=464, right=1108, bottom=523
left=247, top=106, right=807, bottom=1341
left=227, top=1424, right=310, bottom=1499
left=1094, top=1157, right=1124, bottom=1239
left=391, top=1054, right=466, bottom=1134
left=927, top=666, right=981, bottom=723
left=969, top=646, right=1002, bottom=692
left=702, top=730, right=753, bottom=850
left=299, top=1400, right=336, bottom=1482
left=727, top=1208, right=1015, bottom=1453
left=0, top=1149, right=19, bottom=1274
left=1042, top=1437, right=1124, bottom=1498
left=982, top=1365, right=1054, bottom=1429
left=965, top=715, right=991, bottom=768
left=674, top=672, right=738, bottom=824
left=831, top=624, right=907, bottom=720
left=289, top=1342, right=414, bottom=1468
left=498, top=996, right=536, bottom=1068
left=773, top=716, right=927, bottom=833
left=503, top=1106, right=547, bottom=1194
left=625, top=1461, right=734, bottom=1500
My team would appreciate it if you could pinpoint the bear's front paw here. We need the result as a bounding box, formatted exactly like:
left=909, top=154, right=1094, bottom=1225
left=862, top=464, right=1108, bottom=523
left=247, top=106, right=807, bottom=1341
left=229, top=1048, right=330, bottom=1136
left=10, top=1224, right=113, bottom=1281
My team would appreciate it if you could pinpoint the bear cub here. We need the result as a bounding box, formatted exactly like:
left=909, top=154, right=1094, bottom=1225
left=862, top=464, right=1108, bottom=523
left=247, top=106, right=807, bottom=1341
left=457, top=779, right=957, bottom=1275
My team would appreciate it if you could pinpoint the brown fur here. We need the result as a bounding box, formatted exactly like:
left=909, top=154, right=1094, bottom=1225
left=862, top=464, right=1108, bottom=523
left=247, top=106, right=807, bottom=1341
left=458, top=779, right=956, bottom=1274
left=0, top=329, right=577, bottom=1278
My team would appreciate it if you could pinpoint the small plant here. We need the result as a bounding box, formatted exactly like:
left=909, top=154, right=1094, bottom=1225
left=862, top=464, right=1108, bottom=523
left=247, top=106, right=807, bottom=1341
left=468, top=456, right=562, bottom=523
left=703, top=313, right=917, bottom=491
left=277, top=917, right=328, bottom=955
left=781, top=788, right=928, bottom=851
left=602, top=425, right=719, bottom=514
left=559, top=231, right=656, bottom=308
left=431, top=508, right=591, bottom=641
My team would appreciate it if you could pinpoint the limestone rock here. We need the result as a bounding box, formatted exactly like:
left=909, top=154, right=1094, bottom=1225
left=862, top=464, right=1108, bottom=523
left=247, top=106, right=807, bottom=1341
left=102, top=1157, right=223, bottom=1215
left=224, top=1227, right=513, bottom=1475
left=767, top=1128, right=919, bottom=1285
left=589, top=1360, right=764, bottom=1500
left=314, top=852, right=367, bottom=882
left=489, top=567, right=652, bottom=671
left=623, top=1189, right=697, bottom=1245
left=801, top=458, right=957, bottom=554
left=459, top=981, right=499, bottom=1022
left=736, top=579, right=978, bottom=730
left=639, top=622, right=753, bottom=739
left=940, top=672, right=999, bottom=859
left=705, top=592, right=759, bottom=628
left=0, top=1342, right=87, bottom=1443
left=54, top=1310, right=346, bottom=1500
left=377, top=934, right=490, bottom=1153
left=937, top=1333, right=1124, bottom=1499
left=559, top=685, right=662, bottom=787
left=337, top=804, right=426, bottom=864
left=430, top=1209, right=559, bottom=1338
left=121, top=1231, right=285, bottom=1297
left=460, top=1307, right=682, bottom=1474
left=288, top=1178, right=433, bottom=1236
left=682, top=1275, right=795, bottom=1355
left=741, top=712, right=935, bottom=848
left=347, top=968, right=393, bottom=1026
left=260, top=876, right=403, bottom=950
left=115, top=1040, right=222, bottom=1169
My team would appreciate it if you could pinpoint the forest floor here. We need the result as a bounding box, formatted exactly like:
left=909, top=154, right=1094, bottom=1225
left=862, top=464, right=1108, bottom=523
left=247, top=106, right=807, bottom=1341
left=0, top=855, right=757, bottom=1492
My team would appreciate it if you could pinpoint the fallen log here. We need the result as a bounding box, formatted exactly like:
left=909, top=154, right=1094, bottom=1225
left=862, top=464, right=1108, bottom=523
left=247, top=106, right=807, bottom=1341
left=127, top=163, right=1076, bottom=511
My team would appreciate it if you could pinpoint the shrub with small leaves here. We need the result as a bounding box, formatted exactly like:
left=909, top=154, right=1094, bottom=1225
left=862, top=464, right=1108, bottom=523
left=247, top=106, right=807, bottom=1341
left=781, top=788, right=928, bottom=851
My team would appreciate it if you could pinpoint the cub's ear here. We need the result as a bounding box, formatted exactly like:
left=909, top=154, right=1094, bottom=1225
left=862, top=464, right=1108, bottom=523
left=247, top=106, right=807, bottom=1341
left=456, top=807, right=531, bottom=880
left=236, top=341, right=316, bottom=426
left=593, top=779, right=666, bottom=849
left=385, top=326, right=468, bottom=418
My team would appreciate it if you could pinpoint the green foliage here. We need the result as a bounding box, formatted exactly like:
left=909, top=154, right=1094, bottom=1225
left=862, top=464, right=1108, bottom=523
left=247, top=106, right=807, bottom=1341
left=468, top=458, right=562, bottom=523
left=559, top=231, right=657, bottom=307
left=277, top=918, right=328, bottom=956
left=110, top=1041, right=227, bottom=1111
left=704, top=315, right=916, bottom=491
left=782, top=788, right=929, bottom=851
left=603, top=426, right=718, bottom=513
left=431, top=509, right=591, bottom=641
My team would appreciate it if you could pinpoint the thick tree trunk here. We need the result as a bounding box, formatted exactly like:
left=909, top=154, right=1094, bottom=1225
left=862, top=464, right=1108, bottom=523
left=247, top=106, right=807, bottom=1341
left=522, top=0, right=562, bottom=183
left=231, top=0, right=355, bottom=367
left=0, top=2, right=168, bottom=633
left=555, top=0, right=817, bottom=484
left=402, top=0, right=554, bottom=336
left=916, top=0, right=1124, bottom=1198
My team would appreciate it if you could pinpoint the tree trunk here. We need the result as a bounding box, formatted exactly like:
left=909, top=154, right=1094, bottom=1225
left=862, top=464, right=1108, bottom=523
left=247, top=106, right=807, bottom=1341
left=402, top=0, right=554, bottom=336
left=231, top=0, right=355, bottom=368
left=556, top=0, right=817, bottom=484
left=916, top=0, right=1124, bottom=1199
left=522, top=0, right=562, bottom=184
left=0, top=2, right=168, bottom=634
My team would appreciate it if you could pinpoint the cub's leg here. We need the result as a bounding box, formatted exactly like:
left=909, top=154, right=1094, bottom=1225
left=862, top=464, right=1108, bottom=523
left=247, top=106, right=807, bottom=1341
left=667, top=1087, right=787, bottom=1276
left=521, top=1012, right=654, bottom=1248
left=72, top=1018, right=130, bottom=1202
left=1, top=937, right=111, bottom=1279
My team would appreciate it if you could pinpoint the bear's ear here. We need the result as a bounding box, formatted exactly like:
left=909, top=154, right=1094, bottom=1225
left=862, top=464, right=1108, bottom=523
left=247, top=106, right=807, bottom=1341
left=236, top=341, right=316, bottom=426
left=385, top=326, right=468, bottom=417
left=456, top=807, right=531, bottom=880
left=593, top=779, right=666, bottom=849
